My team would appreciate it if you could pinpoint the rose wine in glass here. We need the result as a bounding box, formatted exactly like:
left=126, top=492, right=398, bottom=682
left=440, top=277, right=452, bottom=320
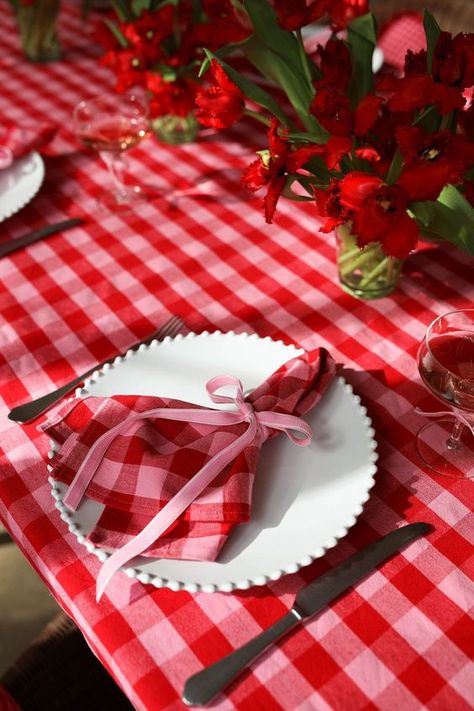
left=416, top=309, right=474, bottom=478
left=73, top=93, right=149, bottom=209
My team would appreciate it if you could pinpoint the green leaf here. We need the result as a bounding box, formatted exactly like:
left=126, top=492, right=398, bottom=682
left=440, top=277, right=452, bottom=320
left=132, top=0, right=151, bottom=15
left=385, top=149, right=404, bottom=185
left=241, top=0, right=320, bottom=132
left=104, top=19, right=129, bottom=48
left=282, top=176, right=315, bottom=201
left=304, top=155, right=333, bottom=184
left=347, top=13, right=376, bottom=103
left=423, top=10, right=441, bottom=73
left=202, top=50, right=292, bottom=128
left=286, top=132, right=329, bottom=144
left=438, top=184, right=474, bottom=220
left=111, top=0, right=133, bottom=21
left=411, top=191, right=474, bottom=256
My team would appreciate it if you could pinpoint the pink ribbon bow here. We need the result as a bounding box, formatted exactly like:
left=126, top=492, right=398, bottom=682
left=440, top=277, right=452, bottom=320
left=63, top=375, right=312, bottom=601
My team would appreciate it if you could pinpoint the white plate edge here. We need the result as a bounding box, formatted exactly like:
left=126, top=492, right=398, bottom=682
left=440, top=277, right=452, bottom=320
left=47, top=330, right=378, bottom=593
left=0, top=152, right=44, bottom=223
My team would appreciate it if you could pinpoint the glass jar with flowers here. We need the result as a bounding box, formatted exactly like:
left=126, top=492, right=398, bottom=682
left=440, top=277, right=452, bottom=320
left=96, top=0, right=249, bottom=146
left=195, top=0, right=474, bottom=299
left=9, top=0, right=61, bottom=63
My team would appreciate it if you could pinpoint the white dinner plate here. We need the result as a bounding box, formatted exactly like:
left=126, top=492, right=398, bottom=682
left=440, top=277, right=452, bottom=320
left=0, top=151, right=44, bottom=223
left=49, top=331, right=378, bottom=592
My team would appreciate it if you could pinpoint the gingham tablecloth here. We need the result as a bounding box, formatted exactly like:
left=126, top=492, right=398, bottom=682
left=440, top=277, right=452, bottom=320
left=0, top=4, right=473, bottom=710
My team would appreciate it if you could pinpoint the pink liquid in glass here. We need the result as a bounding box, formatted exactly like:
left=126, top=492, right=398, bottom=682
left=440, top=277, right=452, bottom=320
left=418, top=331, right=474, bottom=412
left=79, top=116, right=148, bottom=153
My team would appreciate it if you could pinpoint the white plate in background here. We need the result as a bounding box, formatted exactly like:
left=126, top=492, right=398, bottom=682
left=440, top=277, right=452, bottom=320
left=0, top=151, right=44, bottom=223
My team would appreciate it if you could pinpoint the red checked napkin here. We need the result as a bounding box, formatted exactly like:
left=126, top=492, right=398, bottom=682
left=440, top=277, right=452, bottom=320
left=41, top=346, right=335, bottom=597
left=0, top=121, right=57, bottom=169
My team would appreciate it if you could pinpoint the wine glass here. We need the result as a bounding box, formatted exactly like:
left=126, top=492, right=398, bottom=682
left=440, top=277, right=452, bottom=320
left=416, top=309, right=474, bottom=478
left=73, top=93, right=149, bottom=209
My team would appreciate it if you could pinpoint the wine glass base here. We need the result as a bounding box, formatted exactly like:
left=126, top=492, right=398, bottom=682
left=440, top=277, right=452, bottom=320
left=415, top=418, right=474, bottom=478
left=96, top=184, right=161, bottom=213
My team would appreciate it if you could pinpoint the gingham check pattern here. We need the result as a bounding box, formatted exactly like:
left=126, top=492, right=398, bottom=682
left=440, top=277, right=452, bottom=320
left=0, top=121, right=56, bottom=165
left=0, top=3, right=473, bottom=710
left=40, top=346, right=334, bottom=561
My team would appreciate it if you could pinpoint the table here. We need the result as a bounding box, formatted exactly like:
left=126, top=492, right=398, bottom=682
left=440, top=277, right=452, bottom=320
left=0, top=3, right=473, bottom=709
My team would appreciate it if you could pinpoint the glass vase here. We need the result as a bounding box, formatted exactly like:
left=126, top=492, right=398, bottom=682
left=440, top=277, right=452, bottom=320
left=15, top=0, right=61, bottom=63
left=151, top=113, right=199, bottom=145
left=335, top=223, right=403, bottom=299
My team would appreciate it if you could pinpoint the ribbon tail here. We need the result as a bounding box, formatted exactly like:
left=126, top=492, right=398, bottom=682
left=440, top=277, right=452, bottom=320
left=95, top=423, right=256, bottom=601
left=64, top=421, right=132, bottom=511
left=64, top=406, right=243, bottom=511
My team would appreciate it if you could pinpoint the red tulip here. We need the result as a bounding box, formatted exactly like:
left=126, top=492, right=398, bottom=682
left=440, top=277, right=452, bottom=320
left=340, top=172, right=420, bottom=258
left=195, top=60, right=244, bottom=129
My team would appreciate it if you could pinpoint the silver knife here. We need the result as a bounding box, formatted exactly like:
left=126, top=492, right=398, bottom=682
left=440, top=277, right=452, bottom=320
left=0, top=218, right=85, bottom=258
left=182, top=522, right=431, bottom=707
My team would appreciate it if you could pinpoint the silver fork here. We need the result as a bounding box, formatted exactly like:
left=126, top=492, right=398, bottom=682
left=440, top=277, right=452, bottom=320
left=8, top=315, right=185, bottom=424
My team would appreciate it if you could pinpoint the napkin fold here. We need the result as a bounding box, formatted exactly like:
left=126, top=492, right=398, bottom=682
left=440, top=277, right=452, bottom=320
left=0, top=121, right=57, bottom=170
left=41, top=346, right=335, bottom=598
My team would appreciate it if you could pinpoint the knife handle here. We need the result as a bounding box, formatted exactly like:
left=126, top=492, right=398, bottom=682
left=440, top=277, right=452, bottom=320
left=182, top=609, right=302, bottom=707
left=0, top=218, right=84, bottom=258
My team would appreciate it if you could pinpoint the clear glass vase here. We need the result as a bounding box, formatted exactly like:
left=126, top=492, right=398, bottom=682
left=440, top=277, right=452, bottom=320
left=335, top=223, right=403, bottom=299
left=15, top=0, right=61, bottom=63
left=151, top=113, right=199, bottom=145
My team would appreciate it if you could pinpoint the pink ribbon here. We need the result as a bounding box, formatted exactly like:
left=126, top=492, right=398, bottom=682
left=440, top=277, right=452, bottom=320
left=63, top=375, right=312, bottom=601
left=416, top=407, right=474, bottom=437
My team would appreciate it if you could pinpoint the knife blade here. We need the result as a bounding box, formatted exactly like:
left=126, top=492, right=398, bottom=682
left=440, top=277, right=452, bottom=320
left=0, top=217, right=85, bottom=258
left=182, top=522, right=431, bottom=707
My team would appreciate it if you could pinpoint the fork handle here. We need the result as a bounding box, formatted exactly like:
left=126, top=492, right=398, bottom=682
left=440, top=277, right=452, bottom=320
left=8, top=328, right=164, bottom=423
left=8, top=372, right=96, bottom=423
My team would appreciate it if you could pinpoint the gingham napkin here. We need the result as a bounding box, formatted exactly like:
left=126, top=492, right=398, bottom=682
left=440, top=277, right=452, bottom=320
left=0, top=121, right=56, bottom=169
left=41, top=346, right=335, bottom=596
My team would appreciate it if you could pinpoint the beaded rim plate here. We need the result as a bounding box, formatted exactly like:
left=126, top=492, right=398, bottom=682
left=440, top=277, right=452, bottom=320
left=0, top=152, right=44, bottom=223
left=49, top=331, right=378, bottom=593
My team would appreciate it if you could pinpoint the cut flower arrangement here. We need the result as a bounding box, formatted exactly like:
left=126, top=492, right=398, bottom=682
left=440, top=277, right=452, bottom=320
left=8, top=0, right=62, bottom=61
left=195, top=0, right=474, bottom=298
left=97, top=0, right=248, bottom=143
left=8, top=0, right=93, bottom=62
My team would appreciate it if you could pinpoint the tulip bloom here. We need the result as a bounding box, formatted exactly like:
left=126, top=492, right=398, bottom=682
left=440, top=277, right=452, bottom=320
left=195, top=61, right=245, bottom=129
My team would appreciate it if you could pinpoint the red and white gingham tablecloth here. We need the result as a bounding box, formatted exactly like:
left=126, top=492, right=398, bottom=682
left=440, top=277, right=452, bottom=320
left=0, top=4, right=473, bottom=710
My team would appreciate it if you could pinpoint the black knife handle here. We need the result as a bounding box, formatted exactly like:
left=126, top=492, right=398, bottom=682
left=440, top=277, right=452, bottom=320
left=0, top=218, right=84, bottom=258
left=182, top=610, right=302, bottom=707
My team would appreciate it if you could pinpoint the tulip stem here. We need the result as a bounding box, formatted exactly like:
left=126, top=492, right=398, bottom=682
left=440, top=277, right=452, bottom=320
left=338, top=245, right=363, bottom=264
left=340, top=246, right=378, bottom=277
left=359, top=256, right=391, bottom=287
left=243, top=109, right=272, bottom=127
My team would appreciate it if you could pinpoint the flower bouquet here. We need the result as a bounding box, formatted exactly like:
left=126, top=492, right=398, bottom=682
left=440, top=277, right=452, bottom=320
left=8, top=0, right=61, bottom=62
left=96, top=0, right=249, bottom=144
left=195, top=0, right=474, bottom=298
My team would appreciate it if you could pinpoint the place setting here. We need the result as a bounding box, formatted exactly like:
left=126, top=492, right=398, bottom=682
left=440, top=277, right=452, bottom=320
left=0, top=0, right=473, bottom=710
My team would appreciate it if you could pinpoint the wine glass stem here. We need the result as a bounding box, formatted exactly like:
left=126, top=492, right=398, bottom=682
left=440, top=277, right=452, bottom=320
left=99, top=151, right=128, bottom=200
left=446, top=420, right=464, bottom=450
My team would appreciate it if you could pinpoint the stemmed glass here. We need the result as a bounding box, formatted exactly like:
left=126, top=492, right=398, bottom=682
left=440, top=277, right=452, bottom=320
left=416, top=309, right=474, bottom=478
left=73, top=93, right=150, bottom=209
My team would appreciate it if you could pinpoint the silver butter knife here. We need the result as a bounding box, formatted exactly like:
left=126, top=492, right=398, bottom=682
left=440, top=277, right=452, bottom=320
left=182, top=522, right=431, bottom=707
left=8, top=315, right=184, bottom=423
left=0, top=218, right=85, bottom=259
